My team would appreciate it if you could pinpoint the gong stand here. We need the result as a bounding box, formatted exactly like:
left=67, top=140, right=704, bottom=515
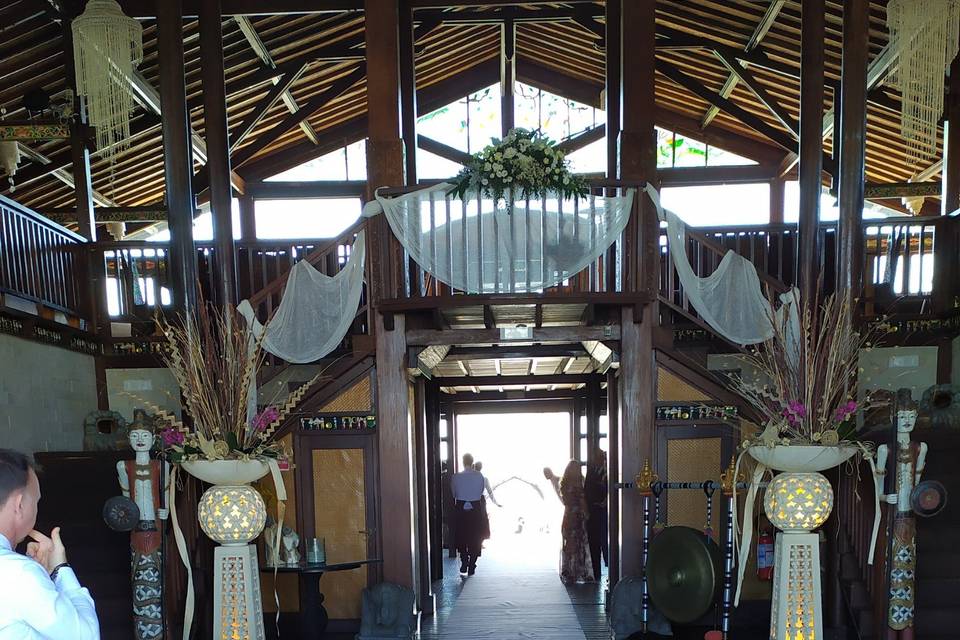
left=634, top=460, right=759, bottom=640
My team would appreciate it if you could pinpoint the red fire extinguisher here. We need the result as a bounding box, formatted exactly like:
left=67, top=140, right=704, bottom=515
left=757, top=528, right=774, bottom=581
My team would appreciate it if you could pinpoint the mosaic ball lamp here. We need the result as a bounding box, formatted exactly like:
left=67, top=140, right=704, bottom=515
left=763, top=471, right=833, bottom=640
left=198, top=485, right=267, bottom=545
left=764, top=471, right=834, bottom=533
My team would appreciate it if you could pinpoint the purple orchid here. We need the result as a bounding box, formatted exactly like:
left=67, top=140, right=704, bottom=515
left=161, top=428, right=184, bottom=447
left=253, top=406, right=280, bottom=433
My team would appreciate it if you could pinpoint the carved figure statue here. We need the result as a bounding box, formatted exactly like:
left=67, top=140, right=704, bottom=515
left=875, top=389, right=928, bottom=639
left=609, top=576, right=672, bottom=639
left=356, top=582, right=416, bottom=639
left=282, top=528, right=300, bottom=565
left=83, top=409, right=128, bottom=451
left=116, top=413, right=169, bottom=640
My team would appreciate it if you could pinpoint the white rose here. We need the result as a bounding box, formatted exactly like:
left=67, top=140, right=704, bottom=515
left=481, top=178, right=489, bottom=185
left=563, top=176, right=570, bottom=184
left=495, top=152, right=503, bottom=160
left=543, top=158, right=551, bottom=164
left=505, top=176, right=513, bottom=182
left=484, top=162, right=492, bottom=171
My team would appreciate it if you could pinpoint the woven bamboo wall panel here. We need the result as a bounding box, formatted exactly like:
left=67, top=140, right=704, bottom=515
left=666, top=437, right=721, bottom=533
left=258, top=432, right=300, bottom=612
left=312, top=448, right=367, bottom=619
left=657, top=368, right=711, bottom=402
left=318, top=374, right=372, bottom=413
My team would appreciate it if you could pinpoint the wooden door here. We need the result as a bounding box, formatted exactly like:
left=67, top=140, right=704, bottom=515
left=296, top=433, right=379, bottom=620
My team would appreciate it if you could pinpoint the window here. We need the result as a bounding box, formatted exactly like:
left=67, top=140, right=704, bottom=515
left=265, top=140, right=367, bottom=182
left=417, top=84, right=501, bottom=154
left=254, top=198, right=361, bottom=239
left=566, top=136, right=607, bottom=175
left=514, top=82, right=602, bottom=141
left=662, top=183, right=771, bottom=226
left=416, top=147, right=464, bottom=180
left=657, top=127, right=757, bottom=168
left=147, top=203, right=241, bottom=242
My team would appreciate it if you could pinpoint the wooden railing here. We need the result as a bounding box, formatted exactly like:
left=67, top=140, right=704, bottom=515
left=373, top=181, right=650, bottom=310
left=0, top=194, right=86, bottom=316
left=90, top=219, right=369, bottom=354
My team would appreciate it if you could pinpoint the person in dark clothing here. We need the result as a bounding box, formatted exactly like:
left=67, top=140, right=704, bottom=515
left=583, top=448, right=609, bottom=582
left=451, top=453, right=486, bottom=575
left=441, top=461, right=456, bottom=558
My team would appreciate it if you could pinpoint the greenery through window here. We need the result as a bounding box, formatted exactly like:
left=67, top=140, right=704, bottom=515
left=656, top=127, right=756, bottom=168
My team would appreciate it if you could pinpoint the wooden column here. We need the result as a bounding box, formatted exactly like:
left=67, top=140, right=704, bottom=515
left=586, top=376, right=601, bottom=460
left=238, top=195, right=256, bottom=240
left=399, top=0, right=417, bottom=184
left=618, top=0, right=657, bottom=579
left=61, top=4, right=96, bottom=240
left=199, top=0, right=237, bottom=307
left=836, top=0, right=869, bottom=305
left=366, top=0, right=405, bottom=306
left=605, top=0, right=621, bottom=181
left=158, top=0, right=198, bottom=314
left=769, top=177, right=785, bottom=224
left=413, top=377, right=434, bottom=612
left=606, top=368, right=620, bottom=588
left=935, top=56, right=960, bottom=312
left=501, top=19, right=516, bottom=137
left=425, top=380, right=443, bottom=581
left=367, top=0, right=413, bottom=589
left=798, top=0, right=824, bottom=299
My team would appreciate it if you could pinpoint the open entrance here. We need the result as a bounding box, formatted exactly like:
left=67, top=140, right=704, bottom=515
left=456, top=410, right=571, bottom=571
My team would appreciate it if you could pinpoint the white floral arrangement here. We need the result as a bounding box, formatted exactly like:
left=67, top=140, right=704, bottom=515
left=449, top=128, right=588, bottom=203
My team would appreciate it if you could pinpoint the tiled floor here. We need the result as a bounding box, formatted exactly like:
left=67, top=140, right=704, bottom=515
left=419, top=537, right=609, bottom=640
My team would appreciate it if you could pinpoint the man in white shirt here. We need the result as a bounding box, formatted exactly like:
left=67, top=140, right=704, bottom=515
left=0, top=448, right=100, bottom=639
left=451, top=453, right=485, bottom=575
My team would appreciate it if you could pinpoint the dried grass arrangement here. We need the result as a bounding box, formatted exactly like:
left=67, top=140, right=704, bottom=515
left=730, top=292, right=883, bottom=446
left=141, top=302, right=329, bottom=463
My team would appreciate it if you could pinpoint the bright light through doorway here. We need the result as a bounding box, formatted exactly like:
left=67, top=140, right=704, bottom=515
left=456, top=411, right=571, bottom=571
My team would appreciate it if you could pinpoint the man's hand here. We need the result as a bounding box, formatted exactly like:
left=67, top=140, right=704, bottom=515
left=157, top=508, right=169, bottom=520
left=27, top=528, right=68, bottom=573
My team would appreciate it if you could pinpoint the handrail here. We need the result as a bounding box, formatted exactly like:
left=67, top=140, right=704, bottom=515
left=0, top=194, right=86, bottom=242
left=245, top=218, right=367, bottom=312
left=681, top=226, right=792, bottom=294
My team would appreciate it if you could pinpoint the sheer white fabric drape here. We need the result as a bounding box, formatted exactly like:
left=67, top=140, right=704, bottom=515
left=645, top=185, right=799, bottom=346
left=238, top=230, right=366, bottom=364
left=366, top=182, right=635, bottom=294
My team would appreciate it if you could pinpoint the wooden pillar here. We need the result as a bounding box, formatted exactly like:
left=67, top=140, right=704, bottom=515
left=367, top=0, right=413, bottom=589
left=199, top=0, right=237, bottom=307
left=158, top=0, right=198, bottom=314
left=501, top=19, right=516, bottom=137
left=769, top=177, right=785, bottom=224
left=586, top=376, right=601, bottom=461
left=798, top=0, right=824, bottom=300
left=605, top=0, right=621, bottom=181
left=618, top=0, right=657, bottom=579
left=606, top=368, right=620, bottom=588
left=238, top=195, right=256, bottom=241
left=837, top=0, right=869, bottom=306
left=413, top=377, right=434, bottom=612
left=399, top=0, right=417, bottom=184
left=935, top=56, right=960, bottom=312
left=425, top=380, right=443, bottom=581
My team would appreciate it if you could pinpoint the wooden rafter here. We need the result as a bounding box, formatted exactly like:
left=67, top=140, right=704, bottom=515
left=557, top=124, right=605, bottom=153
left=417, top=134, right=472, bottom=165
left=700, top=0, right=785, bottom=129
left=715, top=51, right=799, bottom=138
left=229, top=61, right=310, bottom=151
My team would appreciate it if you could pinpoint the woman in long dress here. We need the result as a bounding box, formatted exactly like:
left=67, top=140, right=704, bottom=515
left=559, top=460, right=594, bottom=583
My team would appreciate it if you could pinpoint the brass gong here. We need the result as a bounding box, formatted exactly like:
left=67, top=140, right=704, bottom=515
left=647, top=526, right=722, bottom=624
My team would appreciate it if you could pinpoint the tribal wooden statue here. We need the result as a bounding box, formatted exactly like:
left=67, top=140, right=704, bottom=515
left=116, top=411, right=169, bottom=640
left=875, top=389, right=928, bottom=639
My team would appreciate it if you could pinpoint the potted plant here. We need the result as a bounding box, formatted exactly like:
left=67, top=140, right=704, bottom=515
left=729, top=292, right=881, bottom=470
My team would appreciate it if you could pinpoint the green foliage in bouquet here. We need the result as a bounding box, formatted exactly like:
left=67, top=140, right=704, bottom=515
left=449, top=128, right=589, bottom=203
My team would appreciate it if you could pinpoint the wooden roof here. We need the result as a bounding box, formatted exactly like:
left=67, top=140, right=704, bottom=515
left=0, top=1, right=945, bottom=217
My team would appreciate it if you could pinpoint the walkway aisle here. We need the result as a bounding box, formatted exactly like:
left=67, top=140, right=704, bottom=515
left=420, top=550, right=605, bottom=640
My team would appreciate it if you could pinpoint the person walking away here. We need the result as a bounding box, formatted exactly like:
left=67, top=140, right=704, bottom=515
left=473, top=461, right=500, bottom=544
left=583, top=448, right=609, bottom=582
left=0, top=448, right=100, bottom=638
left=559, top=460, right=593, bottom=583
left=451, top=453, right=485, bottom=575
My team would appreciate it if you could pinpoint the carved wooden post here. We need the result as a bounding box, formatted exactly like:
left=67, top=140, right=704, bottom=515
left=798, top=0, right=824, bottom=300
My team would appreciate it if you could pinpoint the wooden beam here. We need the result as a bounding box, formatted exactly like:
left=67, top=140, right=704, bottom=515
left=201, top=0, right=238, bottom=307
left=657, top=60, right=795, bottom=153
left=406, top=325, right=621, bottom=346
left=501, top=19, right=516, bottom=136
left=411, top=2, right=602, bottom=12
left=700, top=0, right=785, bottom=128
left=557, top=124, right=605, bottom=154
left=235, top=16, right=321, bottom=146
left=435, top=374, right=593, bottom=387
left=605, top=0, right=621, bottom=181
left=399, top=1, right=418, bottom=184
left=716, top=51, right=799, bottom=138
left=798, top=0, right=824, bottom=301
left=232, top=64, right=366, bottom=169
left=658, top=163, right=777, bottom=186
left=655, top=108, right=783, bottom=165
left=864, top=182, right=942, bottom=199
left=517, top=58, right=603, bottom=108
left=41, top=206, right=167, bottom=224
left=445, top=344, right=587, bottom=361
left=416, top=135, right=472, bottom=165
left=0, top=123, right=71, bottom=141
left=158, top=0, right=198, bottom=314
left=245, top=180, right=366, bottom=198
left=943, top=54, right=960, bottom=213
left=117, top=0, right=361, bottom=17
left=229, top=63, right=309, bottom=152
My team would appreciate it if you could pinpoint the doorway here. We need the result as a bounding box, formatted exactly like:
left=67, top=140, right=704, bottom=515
left=455, top=408, right=572, bottom=571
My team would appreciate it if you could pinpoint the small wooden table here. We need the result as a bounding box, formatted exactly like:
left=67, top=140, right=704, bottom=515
left=262, top=559, right=381, bottom=637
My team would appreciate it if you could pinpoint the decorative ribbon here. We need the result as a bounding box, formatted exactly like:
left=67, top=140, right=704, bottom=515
left=865, top=451, right=882, bottom=564
left=168, top=465, right=194, bottom=640
left=733, top=450, right=767, bottom=607
left=268, top=458, right=287, bottom=637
